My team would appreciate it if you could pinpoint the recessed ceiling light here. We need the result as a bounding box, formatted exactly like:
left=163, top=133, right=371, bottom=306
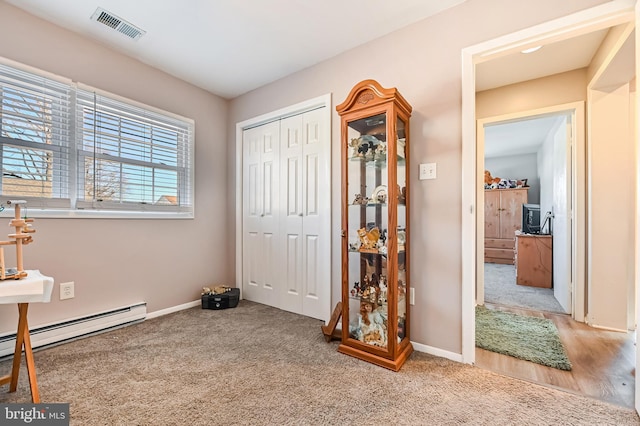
left=521, top=46, right=542, bottom=54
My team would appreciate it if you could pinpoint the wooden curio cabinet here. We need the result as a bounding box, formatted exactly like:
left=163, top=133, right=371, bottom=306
left=336, top=79, right=413, bottom=371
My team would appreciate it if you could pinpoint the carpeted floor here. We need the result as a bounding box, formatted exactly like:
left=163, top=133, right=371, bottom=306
left=0, top=301, right=637, bottom=425
left=484, top=263, right=565, bottom=313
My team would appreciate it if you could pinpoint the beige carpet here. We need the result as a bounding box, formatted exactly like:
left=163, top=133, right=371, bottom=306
left=0, top=301, right=638, bottom=425
left=484, top=263, right=565, bottom=313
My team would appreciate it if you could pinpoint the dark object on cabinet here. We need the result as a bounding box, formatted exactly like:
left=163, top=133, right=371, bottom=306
left=201, top=288, right=240, bottom=310
left=522, top=203, right=541, bottom=234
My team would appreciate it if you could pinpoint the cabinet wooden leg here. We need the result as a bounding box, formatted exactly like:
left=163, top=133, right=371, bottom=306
left=321, top=301, right=342, bottom=342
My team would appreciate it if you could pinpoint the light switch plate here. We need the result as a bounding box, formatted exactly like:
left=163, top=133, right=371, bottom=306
left=419, top=163, right=436, bottom=180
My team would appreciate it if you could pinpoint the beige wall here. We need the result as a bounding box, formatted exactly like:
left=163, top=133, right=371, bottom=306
left=0, top=0, right=614, bottom=354
left=0, top=2, right=230, bottom=332
left=476, top=69, right=589, bottom=119
left=228, top=0, right=610, bottom=353
left=589, top=83, right=635, bottom=330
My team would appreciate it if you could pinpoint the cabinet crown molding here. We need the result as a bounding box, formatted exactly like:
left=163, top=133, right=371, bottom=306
left=336, top=79, right=412, bottom=116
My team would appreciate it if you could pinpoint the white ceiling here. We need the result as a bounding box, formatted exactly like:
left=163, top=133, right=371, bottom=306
left=5, top=0, right=466, bottom=99
left=479, top=26, right=634, bottom=159
left=476, top=29, right=609, bottom=92
left=484, top=115, right=566, bottom=159
left=7, top=0, right=634, bottom=157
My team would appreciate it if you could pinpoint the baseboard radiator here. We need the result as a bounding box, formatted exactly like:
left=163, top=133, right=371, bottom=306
left=0, top=302, right=147, bottom=358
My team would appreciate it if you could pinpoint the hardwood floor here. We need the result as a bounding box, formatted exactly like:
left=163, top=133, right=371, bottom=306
left=475, top=303, right=636, bottom=409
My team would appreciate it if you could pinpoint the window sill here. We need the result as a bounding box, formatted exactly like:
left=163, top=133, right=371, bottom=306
left=10, top=209, right=194, bottom=220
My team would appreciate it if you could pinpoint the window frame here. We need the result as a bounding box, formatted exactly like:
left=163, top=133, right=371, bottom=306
left=0, top=58, right=195, bottom=219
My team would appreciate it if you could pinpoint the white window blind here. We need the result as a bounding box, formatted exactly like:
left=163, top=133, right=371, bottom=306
left=0, top=63, right=72, bottom=208
left=0, top=59, right=194, bottom=217
left=75, top=89, right=193, bottom=213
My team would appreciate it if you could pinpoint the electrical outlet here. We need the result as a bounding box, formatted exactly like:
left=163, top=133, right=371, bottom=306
left=410, top=288, right=415, bottom=305
left=60, top=282, right=74, bottom=300
left=419, top=163, right=437, bottom=180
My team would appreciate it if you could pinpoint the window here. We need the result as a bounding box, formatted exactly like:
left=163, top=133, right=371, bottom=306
left=0, top=63, right=71, bottom=208
left=76, top=88, right=193, bottom=213
left=0, top=61, right=194, bottom=217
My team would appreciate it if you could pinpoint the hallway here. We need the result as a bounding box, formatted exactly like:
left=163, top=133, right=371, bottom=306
left=475, top=304, right=635, bottom=409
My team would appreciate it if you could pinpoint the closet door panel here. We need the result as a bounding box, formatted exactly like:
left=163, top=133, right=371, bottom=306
left=301, top=108, right=329, bottom=320
left=280, top=115, right=304, bottom=313
left=242, top=121, right=280, bottom=306
left=243, top=126, right=263, bottom=304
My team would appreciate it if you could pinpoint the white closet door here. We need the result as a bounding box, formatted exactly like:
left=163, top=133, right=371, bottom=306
left=242, top=104, right=330, bottom=321
left=242, top=121, right=281, bottom=308
left=300, top=108, right=330, bottom=320
left=279, top=108, right=330, bottom=319
left=280, top=115, right=304, bottom=314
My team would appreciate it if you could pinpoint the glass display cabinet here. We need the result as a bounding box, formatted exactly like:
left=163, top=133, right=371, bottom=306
left=336, top=79, right=413, bottom=371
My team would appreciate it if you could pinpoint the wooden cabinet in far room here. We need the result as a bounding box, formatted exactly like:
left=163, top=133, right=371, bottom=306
left=484, top=188, right=528, bottom=264
left=515, top=233, right=552, bottom=288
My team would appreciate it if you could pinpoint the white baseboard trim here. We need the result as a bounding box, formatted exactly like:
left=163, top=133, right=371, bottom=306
left=411, top=341, right=464, bottom=363
left=147, top=300, right=200, bottom=320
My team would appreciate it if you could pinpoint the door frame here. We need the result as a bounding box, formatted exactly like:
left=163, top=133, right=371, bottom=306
left=462, top=0, right=640, bottom=414
left=461, top=0, right=634, bottom=363
left=235, top=93, right=332, bottom=322
left=476, top=103, right=585, bottom=318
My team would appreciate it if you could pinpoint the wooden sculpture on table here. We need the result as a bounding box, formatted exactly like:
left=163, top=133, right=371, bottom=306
left=0, top=200, right=35, bottom=280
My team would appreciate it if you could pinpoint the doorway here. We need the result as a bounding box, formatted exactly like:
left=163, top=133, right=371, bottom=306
left=460, top=0, right=637, bottom=411
left=477, top=107, right=581, bottom=317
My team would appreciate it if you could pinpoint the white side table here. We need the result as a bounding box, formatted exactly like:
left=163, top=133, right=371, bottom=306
left=0, top=270, right=54, bottom=403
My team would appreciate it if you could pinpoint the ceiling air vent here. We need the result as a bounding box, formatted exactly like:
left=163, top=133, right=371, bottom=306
left=90, top=7, right=146, bottom=40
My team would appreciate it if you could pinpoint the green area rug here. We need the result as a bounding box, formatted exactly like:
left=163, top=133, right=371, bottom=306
left=476, top=305, right=572, bottom=371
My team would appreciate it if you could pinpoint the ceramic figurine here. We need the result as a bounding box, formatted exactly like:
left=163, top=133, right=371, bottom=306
left=357, top=227, right=380, bottom=252
left=352, top=194, right=369, bottom=205
left=378, top=277, right=387, bottom=303
left=374, top=141, right=387, bottom=161
left=349, top=138, right=360, bottom=158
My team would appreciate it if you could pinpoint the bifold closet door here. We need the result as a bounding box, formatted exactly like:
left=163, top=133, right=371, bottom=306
left=279, top=108, right=329, bottom=319
left=242, top=121, right=281, bottom=308
left=242, top=107, right=329, bottom=320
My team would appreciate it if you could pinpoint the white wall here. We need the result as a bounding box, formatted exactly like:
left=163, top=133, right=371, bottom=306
left=589, top=83, right=635, bottom=330
left=586, top=19, right=636, bottom=331
left=0, top=3, right=230, bottom=332
left=228, top=0, right=611, bottom=353
left=485, top=154, right=540, bottom=203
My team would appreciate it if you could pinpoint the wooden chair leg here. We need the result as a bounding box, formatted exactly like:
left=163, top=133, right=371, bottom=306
left=9, top=304, right=27, bottom=392
left=22, top=321, right=39, bottom=403
left=9, top=303, right=39, bottom=403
